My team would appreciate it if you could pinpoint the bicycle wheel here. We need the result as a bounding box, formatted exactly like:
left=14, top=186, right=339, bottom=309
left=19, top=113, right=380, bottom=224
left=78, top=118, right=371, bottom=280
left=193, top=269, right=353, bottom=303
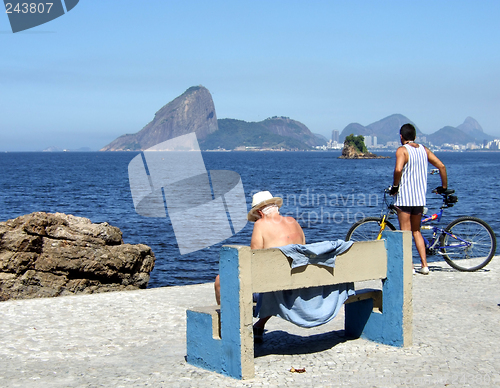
left=346, top=217, right=396, bottom=241
left=440, top=216, right=497, bottom=271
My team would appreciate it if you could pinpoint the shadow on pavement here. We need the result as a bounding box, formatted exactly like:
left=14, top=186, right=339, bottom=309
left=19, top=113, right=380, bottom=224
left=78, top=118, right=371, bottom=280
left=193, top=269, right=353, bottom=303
left=254, top=329, right=349, bottom=357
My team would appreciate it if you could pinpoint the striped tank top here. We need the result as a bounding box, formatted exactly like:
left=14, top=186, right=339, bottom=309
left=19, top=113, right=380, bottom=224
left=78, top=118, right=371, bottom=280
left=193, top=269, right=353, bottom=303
left=395, top=144, right=428, bottom=206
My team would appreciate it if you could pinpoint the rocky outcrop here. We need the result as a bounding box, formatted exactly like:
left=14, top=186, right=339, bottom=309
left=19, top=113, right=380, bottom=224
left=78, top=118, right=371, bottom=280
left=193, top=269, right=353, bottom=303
left=100, top=86, right=218, bottom=151
left=338, top=144, right=389, bottom=159
left=0, top=212, right=155, bottom=301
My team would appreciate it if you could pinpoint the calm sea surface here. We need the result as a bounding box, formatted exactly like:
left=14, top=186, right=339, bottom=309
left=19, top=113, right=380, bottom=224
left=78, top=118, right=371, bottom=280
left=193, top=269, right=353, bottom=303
left=1, top=151, right=499, bottom=288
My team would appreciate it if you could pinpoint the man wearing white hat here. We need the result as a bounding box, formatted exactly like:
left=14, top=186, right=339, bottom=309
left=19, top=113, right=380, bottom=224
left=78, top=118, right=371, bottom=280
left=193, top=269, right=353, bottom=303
left=215, top=191, right=305, bottom=340
left=246, top=190, right=305, bottom=250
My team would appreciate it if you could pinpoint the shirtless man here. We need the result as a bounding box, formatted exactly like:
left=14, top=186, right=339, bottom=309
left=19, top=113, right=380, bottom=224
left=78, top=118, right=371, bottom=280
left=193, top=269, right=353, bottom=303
left=214, top=191, right=305, bottom=336
left=248, top=192, right=305, bottom=250
left=390, top=123, right=448, bottom=274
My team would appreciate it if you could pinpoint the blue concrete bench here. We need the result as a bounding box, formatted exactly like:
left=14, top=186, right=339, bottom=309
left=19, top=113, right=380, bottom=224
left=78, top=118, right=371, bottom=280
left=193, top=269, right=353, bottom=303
left=186, top=231, right=412, bottom=379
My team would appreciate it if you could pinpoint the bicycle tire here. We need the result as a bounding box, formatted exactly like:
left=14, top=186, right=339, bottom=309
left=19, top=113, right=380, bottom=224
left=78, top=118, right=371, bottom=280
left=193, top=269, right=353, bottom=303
left=440, top=216, right=497, bottom=271
left=345, top=216, right=397, bottom=241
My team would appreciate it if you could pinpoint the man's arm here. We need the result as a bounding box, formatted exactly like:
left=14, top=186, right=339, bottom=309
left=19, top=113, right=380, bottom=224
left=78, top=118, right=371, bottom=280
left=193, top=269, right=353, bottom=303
left=250, top=221, right=264, bottom=249
left=392, top=146, right=408, bottom=187
left=425, top=147, right=448, bottom=189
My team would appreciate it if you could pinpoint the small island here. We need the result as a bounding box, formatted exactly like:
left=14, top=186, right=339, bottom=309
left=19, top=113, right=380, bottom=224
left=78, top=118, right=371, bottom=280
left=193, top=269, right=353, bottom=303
left=338, top=134, right=390, bottom=159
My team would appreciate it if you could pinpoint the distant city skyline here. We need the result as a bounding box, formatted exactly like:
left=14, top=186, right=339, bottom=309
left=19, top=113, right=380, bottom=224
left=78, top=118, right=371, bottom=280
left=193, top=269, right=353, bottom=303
left=331, top=130, right=340, bottom=143
left=1, top=1, right=499, bottom=151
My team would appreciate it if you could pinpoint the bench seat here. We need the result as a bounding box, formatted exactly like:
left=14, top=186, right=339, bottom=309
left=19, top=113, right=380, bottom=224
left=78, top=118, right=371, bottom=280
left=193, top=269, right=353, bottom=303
left=186, top=231, right=413, bottom=379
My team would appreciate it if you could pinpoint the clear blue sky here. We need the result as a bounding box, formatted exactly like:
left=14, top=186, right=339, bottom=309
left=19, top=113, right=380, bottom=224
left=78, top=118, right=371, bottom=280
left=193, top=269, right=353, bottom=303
left=1, top=0, right=499, bottom=151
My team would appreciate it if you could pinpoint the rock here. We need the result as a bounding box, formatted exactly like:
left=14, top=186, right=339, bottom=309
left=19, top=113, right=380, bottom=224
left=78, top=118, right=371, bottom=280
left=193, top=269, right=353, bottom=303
left=100, top=86, right=218, bottom=151
left=338, top=144, right=389, bottom=159
left=0, top=212, right=155, bottom=301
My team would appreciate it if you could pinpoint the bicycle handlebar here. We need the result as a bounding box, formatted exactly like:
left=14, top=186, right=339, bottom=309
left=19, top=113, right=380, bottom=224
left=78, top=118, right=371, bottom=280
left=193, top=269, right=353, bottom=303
left=385, top=186, right=457, bottom=209
left=432, top=187, right=455, bottom=196
left=385, top=186, right=455, bottom=196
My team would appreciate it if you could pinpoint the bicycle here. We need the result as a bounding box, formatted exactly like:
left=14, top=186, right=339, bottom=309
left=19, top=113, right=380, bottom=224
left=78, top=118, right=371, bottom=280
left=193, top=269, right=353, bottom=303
left=345, top=188, right=497, bottom=272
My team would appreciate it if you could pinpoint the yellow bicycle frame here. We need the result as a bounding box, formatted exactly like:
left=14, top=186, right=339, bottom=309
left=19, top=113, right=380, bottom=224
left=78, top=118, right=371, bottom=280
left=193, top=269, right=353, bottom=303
left=377, top=215, right=388, bottom=240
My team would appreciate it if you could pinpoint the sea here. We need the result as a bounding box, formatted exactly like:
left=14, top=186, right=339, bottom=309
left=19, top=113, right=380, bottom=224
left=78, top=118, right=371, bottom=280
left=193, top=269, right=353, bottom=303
left=1, top=150, right=499, bottom=288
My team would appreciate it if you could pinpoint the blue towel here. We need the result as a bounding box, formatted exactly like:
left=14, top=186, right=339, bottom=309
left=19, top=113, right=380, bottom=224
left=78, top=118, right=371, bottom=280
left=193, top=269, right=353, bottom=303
left=278, top=240, right=354, bottom=269
left=255, top=240, right=355, bottom=328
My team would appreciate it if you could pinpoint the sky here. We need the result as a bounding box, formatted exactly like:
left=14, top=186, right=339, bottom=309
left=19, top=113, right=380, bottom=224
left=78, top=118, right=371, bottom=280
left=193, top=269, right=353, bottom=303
left=1, top=0, right=500, bottom=151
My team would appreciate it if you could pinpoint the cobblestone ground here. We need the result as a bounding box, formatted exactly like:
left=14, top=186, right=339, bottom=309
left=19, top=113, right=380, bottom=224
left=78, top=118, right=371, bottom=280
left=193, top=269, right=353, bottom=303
left=0, top=257, right=499, bottom=388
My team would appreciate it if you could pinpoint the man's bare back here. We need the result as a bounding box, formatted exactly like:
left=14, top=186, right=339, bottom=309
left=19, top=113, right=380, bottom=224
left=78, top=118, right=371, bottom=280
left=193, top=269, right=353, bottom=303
left=250, top=213, right=305, bottom=249
left=215, top=191, right=305, bottom=306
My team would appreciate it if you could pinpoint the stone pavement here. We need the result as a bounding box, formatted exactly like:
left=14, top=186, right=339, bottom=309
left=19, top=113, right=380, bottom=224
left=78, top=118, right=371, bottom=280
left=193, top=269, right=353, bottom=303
left=0, top=257, right=499, bottom=388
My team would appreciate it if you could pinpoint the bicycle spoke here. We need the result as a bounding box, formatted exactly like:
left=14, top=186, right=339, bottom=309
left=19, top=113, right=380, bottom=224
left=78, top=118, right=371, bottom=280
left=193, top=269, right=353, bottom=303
left=345, top=190, right=497, bottom=273
left=440, top=217, right=496, bottom=271
left=346, top=217, right=396, bottom=242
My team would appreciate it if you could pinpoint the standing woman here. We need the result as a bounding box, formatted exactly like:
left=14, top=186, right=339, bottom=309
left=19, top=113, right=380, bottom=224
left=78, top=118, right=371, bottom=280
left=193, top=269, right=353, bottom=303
left=390, top=123, right=448, bottom=274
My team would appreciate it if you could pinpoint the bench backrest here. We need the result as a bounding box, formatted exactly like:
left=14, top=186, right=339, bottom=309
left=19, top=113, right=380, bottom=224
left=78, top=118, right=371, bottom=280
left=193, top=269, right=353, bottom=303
left=250, top=240, right=387, bottom=293
left=187, top=231, right=413, bottom=380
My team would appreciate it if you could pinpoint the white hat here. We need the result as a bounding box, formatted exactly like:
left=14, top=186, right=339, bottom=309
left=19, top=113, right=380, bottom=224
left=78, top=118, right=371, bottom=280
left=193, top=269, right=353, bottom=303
left=247, top=191, right=283, bottom=222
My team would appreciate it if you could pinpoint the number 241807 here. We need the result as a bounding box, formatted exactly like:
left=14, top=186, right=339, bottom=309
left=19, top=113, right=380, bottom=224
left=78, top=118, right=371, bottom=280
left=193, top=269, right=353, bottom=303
left=5, top=3, right=54, bottom=14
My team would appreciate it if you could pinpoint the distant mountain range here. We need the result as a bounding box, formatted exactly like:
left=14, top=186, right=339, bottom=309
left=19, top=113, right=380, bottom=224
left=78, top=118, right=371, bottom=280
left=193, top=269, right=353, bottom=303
left=100, top=86, right=496, bottom=151
left=100, top=86, right=324, bottom=151
left=200, top=117, right=324, bottom=150
left=42, top=146, right=93, bottom=152
left=339, top=114, right=495, bottom=146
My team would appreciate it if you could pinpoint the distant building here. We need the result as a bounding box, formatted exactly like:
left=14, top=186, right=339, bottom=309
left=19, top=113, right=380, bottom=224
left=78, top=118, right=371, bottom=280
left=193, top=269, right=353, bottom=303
left=442, top=143, right=462, bottom=150
left=326, top=139, right=342, bottom=149
left=486, top=139, right=500, bottom=150
left=364, top=135, right=372, bottom=147
left=466, top=143, right=478, bottom=150
left=332, top=130, right=339, bottom=143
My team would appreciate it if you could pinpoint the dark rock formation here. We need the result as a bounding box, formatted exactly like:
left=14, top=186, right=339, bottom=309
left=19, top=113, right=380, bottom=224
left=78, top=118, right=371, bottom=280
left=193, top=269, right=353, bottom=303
left=100, top=86, right=218, bottom=151
left=338, top=144, right=389, bottom=159
left=0, top=212, right=155, bottom=301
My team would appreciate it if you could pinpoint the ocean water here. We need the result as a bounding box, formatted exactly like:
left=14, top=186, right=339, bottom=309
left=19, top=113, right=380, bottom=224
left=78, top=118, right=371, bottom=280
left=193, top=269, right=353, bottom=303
left=1, top=151, right=499, bottom=288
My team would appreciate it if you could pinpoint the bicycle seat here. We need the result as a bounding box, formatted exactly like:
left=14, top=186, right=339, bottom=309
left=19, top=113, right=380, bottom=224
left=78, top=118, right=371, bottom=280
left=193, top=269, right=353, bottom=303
left=388, top=204, right=398, bottom=213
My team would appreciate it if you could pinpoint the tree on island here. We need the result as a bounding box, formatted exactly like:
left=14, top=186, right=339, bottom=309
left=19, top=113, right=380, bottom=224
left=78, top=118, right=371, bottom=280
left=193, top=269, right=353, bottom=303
left=344, top=134, right=368, bottom=153
left=339, top=133, right=389, bottom=159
